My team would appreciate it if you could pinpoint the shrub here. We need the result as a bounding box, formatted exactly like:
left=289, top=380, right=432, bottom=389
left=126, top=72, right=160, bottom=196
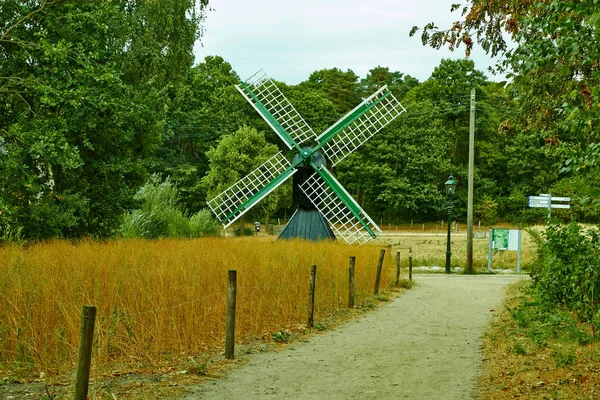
left=120, top=175, right=221, bottom=238
left=189, top=210, right=222, bottom=237
left=530, top=222, right=600, bottom=323
left=232, top=224, right=255, bottom=237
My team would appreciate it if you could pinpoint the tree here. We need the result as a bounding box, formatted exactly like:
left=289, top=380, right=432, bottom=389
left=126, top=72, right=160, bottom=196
left=336, top=94, right=453, bottom=223
left=0, top=0, right=209, bottom=239
left=411, top=59, right=488, bottom=167
left=359, top=66, right=419, bottom=100
left=300, top=68, right=361, bottom=115
left=279, top=84, right=339, bottom=134
left=149, top=56, right=256, bottom=214
left=202, top=126, right=291, bottom=227
left=410, top=1, right=600, bottom=167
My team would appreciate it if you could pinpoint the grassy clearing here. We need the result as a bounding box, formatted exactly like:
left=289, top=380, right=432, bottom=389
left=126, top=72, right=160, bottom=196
left=478, top=281, right=600, bottom=399
left=0, top=237, right=396, bottom=381
left=373, top=225, right=537, bottom=273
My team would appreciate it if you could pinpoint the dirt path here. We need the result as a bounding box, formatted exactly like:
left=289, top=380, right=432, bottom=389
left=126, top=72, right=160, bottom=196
left=181, top=274, right=524, bottom=400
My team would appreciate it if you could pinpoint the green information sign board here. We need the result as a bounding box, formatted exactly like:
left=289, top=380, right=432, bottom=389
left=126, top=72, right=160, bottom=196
left=492, top=229, right=509, bottom=250
left=488, top=228, right=522, bottom=273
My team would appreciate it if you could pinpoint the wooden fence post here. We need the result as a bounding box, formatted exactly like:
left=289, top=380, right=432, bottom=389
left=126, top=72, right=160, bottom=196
left=409, top=256, right=413, bottom=282
left=395, top=252, right=400, bottom=286
left=348, top=257, right=355, bottom=308
left=74, top=305, right=96, bottom=400
left=225, top=270, right=237, bottom=360
left=374, top=249, right=385, bottom=294
left=307, top=265, right=317, bottom=328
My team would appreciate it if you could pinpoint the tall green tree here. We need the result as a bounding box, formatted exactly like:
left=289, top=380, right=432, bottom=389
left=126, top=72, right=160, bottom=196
left=359, top=66, right=419, bottom=100
left=0, top=0, right=209, bottom=239
left=300, top=68, right=361, bottom=115
left=412, top=59, right=488, bottom=167
left=202, top=126, right=291, bottom=227
left=336, top=94, right=453, bottom=222
left=150, top=56, right=256, bottom=213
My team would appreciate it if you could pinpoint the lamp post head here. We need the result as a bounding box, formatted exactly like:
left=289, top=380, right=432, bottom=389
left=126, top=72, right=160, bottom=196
left=445, top=175, right=457, bottom=197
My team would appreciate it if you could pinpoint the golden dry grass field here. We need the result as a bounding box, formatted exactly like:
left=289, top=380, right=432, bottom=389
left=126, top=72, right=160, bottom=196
left=0, top=224, right=540, bottom=399
left=0, top=237, right=396, bottom=379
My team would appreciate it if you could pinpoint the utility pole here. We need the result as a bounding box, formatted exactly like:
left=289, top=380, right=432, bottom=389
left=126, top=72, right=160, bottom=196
left=466, top=88, right=476, bottom=274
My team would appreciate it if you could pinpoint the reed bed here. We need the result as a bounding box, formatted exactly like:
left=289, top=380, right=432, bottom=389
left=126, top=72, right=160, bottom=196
left=0, top=238, right=392, bottom=375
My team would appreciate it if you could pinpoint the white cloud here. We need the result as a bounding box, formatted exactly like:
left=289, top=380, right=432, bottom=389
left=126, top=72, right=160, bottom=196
left=195, top=0, right=505, bottom=83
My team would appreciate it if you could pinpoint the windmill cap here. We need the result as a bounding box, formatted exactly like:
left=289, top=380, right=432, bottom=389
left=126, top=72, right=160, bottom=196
left=293, top=146, right=326, bottom=168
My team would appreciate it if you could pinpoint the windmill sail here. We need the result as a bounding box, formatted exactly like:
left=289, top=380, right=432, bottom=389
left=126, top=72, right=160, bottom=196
left=237, top=70, right=315, bottom=149
left=207, top=152, right=296, bottom=228
left=299, top=165, right=382, bottom=245
left=317, top=86, right=406, bottom=166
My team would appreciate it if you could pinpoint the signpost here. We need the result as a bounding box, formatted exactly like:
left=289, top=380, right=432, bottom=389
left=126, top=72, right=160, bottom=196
left=528, top=194, right=570, bottom=221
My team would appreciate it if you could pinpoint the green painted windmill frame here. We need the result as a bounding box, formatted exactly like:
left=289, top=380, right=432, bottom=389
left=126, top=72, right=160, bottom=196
left=207, top=70, right=406, bottom=245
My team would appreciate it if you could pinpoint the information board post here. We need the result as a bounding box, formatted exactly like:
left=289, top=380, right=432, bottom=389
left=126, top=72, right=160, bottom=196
left=517, top=230, right=522, bottom=274
left=487, top=228, right=493, bottom=273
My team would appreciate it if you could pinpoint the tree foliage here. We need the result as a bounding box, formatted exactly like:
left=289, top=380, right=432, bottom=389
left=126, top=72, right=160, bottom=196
left=410, top=1, right=600, bottom=201
left=3, top=1, right=598, bottom=240
left=0, top=0, right=209, bottom=239
left=202, top=126, right=291, bottom=226
left=120, top=175, right=220, bottom=239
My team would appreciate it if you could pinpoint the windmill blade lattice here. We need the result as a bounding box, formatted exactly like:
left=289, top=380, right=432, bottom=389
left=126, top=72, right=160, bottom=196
left=237, top=70, right=316, bottom=148
left=318, top=86, right=406, bottom=166
left=207, top=152, right=296, bottom=228
left=299, top=166, right=382, bottom=245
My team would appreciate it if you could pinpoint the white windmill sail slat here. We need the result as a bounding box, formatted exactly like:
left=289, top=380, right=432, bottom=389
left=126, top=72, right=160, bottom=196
left=321, top=87, right=406, bottom=166
left=299, top=168, right=382, bottom=245
left=237, top=70, right=316, bottom=147
left=207, top=152, right=295, bottom=228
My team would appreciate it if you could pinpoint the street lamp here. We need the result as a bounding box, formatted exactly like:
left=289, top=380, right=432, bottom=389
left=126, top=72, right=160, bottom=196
left=445, top=175, right=457, bottom=274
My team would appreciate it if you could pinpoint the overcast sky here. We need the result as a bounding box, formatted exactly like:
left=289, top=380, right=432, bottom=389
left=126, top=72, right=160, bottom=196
left=193, top=0, right=505, bottom=84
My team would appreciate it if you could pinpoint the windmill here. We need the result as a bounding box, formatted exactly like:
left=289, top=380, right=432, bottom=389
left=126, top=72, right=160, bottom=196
left=207, top=70, right=406, bottom=245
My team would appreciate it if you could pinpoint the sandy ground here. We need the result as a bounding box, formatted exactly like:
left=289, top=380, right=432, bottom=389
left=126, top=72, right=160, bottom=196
left=180, top=274, right=525, bottom=400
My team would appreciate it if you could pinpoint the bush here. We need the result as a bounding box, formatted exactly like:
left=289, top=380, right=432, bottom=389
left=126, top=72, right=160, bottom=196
left=120, top=175, right=221, bottom=239
left=530, top=222, right=600, bottom=323
left=232, top=225, right=255, bottom=237
left=189, top=210, right=222, bottom=237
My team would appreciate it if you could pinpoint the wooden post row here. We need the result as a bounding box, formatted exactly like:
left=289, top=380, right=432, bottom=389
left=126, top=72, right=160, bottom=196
left=225, top=270, right=237, bottom=360
left=374, top=248, right=385, bottom=294
left=74, top=305, right=96, bottom=400
left=348, top=257, right=355, bottom=308
left=409, top=256, right=413, bottom=282
left=307, top=265, right=317, bottom=328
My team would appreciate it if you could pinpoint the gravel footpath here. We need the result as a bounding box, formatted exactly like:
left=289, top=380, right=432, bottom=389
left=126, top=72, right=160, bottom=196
left=181, top=274, right=524, bottom=400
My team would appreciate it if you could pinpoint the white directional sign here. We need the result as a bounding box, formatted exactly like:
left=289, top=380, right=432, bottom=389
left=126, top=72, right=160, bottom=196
left=528, top=194, right=570, bottom=210
left=551, top=204, right=570, bottom=209
left=549, top=196, right=571, bottom=202
left=528, top=202, right=547, bottom=208
left=529, top=196, right=548, bottom=202
left=529, top=202, right=570, bottom=209
left=528, top=195, right=570, bottom=202
left=528, top=198, right=548, bottom=205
